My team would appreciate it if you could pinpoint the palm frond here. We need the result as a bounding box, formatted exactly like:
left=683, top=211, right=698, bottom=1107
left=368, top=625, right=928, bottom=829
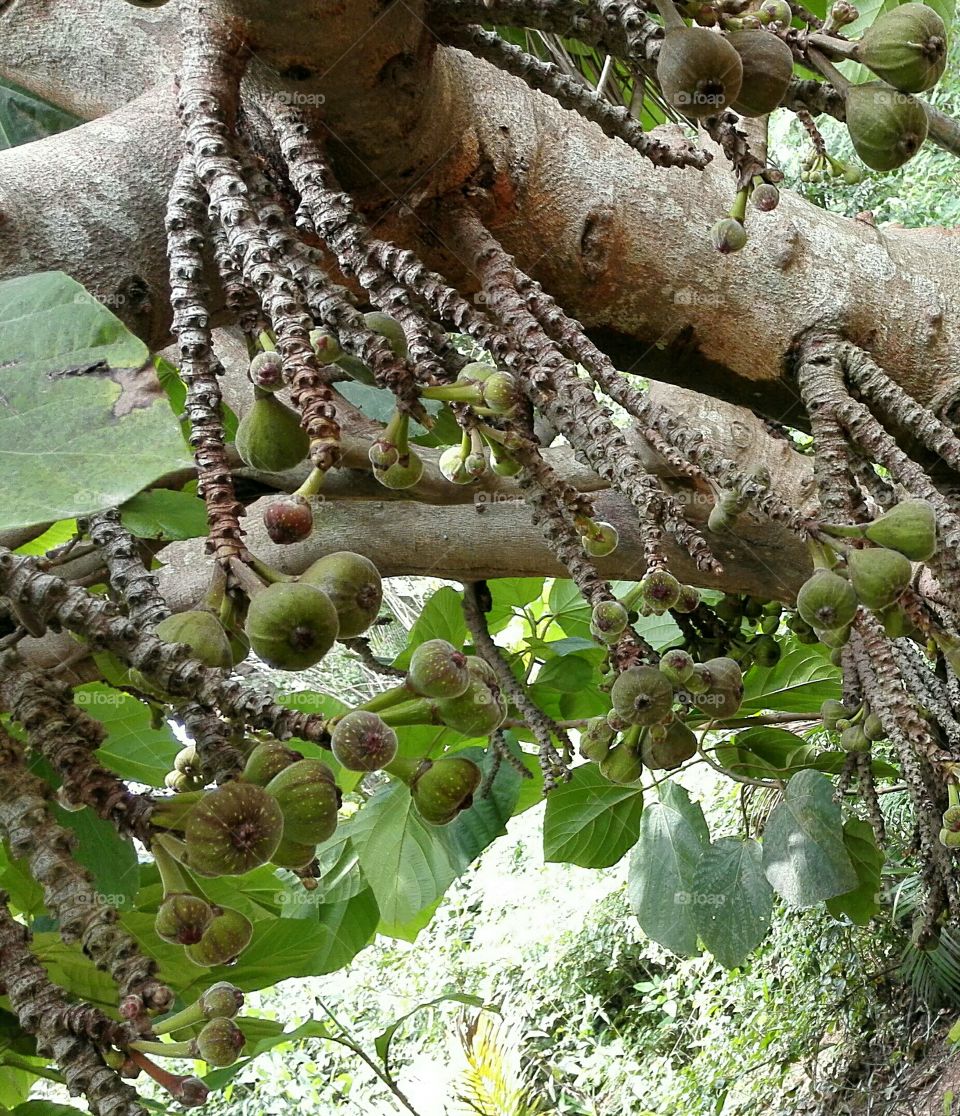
left=450, top=1011, right=545, bottom=1116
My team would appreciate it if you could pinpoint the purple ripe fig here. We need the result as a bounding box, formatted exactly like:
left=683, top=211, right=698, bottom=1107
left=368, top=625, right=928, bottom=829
left=751, top=183, right=781, bottom=211
left=183, top=782, right=284, bottom=877
left=331, top=710, right=399, bottom=772
left=195, top=1018, right=245, bottom=1067
left=249, top=350, right=284, bottom=392
left=407, top=639, right=471, bottom=699
left=154, top=610, right=233, bottom=670
left=263, top=495, right=313, bottom=545
left=185, top=907, right=254, bottom=967
left=241, top=742, right=304, bottom=787
left=265, top=759, right=340, bottom=845
left=411, top=755, right=482, bottom=825
left=300, top=551, right=383, bottom=638
left=435, top=656, right=508, bottom=736
left=610, top=666, right=675, bottom=726
left=244, top=581, right=339, bottom=671
left=154, top=893, right=214, bottom=946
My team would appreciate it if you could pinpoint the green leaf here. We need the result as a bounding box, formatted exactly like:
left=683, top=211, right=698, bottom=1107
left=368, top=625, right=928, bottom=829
left=0, top=842, right=44, bottom=918
left=543, top=764, right=644, bottom=869
left=693, top=837, right=773, bottom=968
left=13, top=520, right=77, bottom=556
left=715, top=726, right=817, bottom=780
left=762, top=770, right=858, bottom=906
left=627, top=780, right=710, bottom=956
left=486, top=577, right=545, bottom=634
left=81, top=684, right=180, bottom=787
left=0, top=79, right=80, bottom=151
left=373, top=992, right=487, bottom=1073
left=52, top=806, right=139, bottom=912
left=739, top=645, right=841, bottom=714
left=826, top=819, right=885, bottom=925
left=535, top=652, right=598, bottom=693
left=120, top=489, right=208, bottom=541
left=393, top=587, right=467, bottom=668
left=0, top=272, right=193, bottom=531
left=9, top=1104, right=87, bottom=1116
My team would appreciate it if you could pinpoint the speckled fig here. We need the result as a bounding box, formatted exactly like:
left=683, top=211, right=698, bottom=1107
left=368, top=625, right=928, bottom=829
left=154, top=893, right=214, bottom=946
left=185, top=907, right=254, bottom=967
left=435, top=656, right=508, bottom=736
left=265, top=759, right=340, bottom=845
left=300, top=551, right=382, bottom=638
left=244, top=582, right=339, bottom=671
left=411, top=755, right=482, bottom=824
left=611, top=666, right=675, bottom=726
left=407, top=639, right=471, bottom=698
left=331, top=710, right=399, bottom=771
left=184, top=782, right=284, bottom=877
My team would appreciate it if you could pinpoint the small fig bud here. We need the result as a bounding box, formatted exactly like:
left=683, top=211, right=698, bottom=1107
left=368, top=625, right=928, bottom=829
left=439, top=445, right=475, bottom=485
left=154, top=893, right=214, bottom=946
left=369, top=440, right=400, bottom=470
left=689, top=656, right=743, bottom=718
left=199, top=981, right=244, bottom=1020
left=265, top=759, right=340, bottom=845
left=796, top=568, right=858, bottom=631
left=820, top=699, right=851, bottom=731
left=364, top=311, right=408, bottom=358
left=938, top=826, right=960, bottom=849
left=165, top=770, right=203, bottom=792
left=263, top=495, right=313, bottom=545
left=599, top=742, right=644, bottom=784
left=407, top=639, right=471, bottom=699
left=249, top=350, right=284, bottom=392
left=331, top=711, right=399, bottom=771
left=862, top=498, right=937, bottom=561
left=711, top=218, right=747, bottom=254
left=580, top=521, right=619, bottom=557
left=611, top=666, right=675, bottom=726
left=847, top=546, right=913, bottom=610
left=175, top=746, right=200, bottom=776
left=481, top=372, right=519, bottom=414
left=186, top=907, right=254, bottom=966
left=373, top=452, right=424, bottom=490
left=660, top=649, right=695, bottom=687
left=592, top=600, right=629, bottom=638
left=300, top=551, right=383, bottom=638
left=235, top=395, right=309, bottom=473
left=759, top=0, right=792, bottom=23
left=751, top=183, right=780, bottom=211
left=309, top=329, right=342, bottom=364
left=435, top=657, right=508, bottom=736
left=580, top=717, right=616, bottom=762
left=673, top=585, right=701, bottom=614
left=195, top=1017, right=245, bottom=1067
left=154, top=611, right=233, bottom=670
left=241, top=742, right=303, bottom=787
left=245, top=582, right=340, bottom=671
left=183, top=782, right=284, bottom=877
left=639, top=569, right=682, bottom=614
left=942, top=804, right=960, bottom=831
left=640, top=719, right=698, bottom=770
left=411, top=755, right=482, bottom=824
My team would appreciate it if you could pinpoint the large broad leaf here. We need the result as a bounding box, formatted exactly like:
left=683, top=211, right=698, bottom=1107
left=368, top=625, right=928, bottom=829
left=543, top=763, right=644, bottom=868
left=0, top=272, right=192, bottom=531
left=120, top=489, right=208, bottom=541
left=826, top=819, right=885, bottom=926
left=739, top=646, right=841, bottom=714
left=82, top=684, right=181, bottom=787
left=693, top=837, right=773, bottom=968
left=486, top=577, right=545, bottom=634
left=714, top=726, right=816, bottom=780
left=0, top=80, right=80, bottom=150
left=53, top=805, right=139, bottom=912
left=627, top=781, right=710, bottom=956
left=762, top=770, right=858, bottom=906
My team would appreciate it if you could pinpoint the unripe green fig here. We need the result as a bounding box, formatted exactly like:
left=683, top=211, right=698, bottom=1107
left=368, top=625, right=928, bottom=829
left=592, top=600, right=629, bottom=639
left=235, top=394, right=309, bottom=473
left=659, top=649, right=695, bottom=686
left=821, top=699, right=851, bottom=730
left=847, top=546, right=912, bottom=610
left=155, top=610, right=233, bottom=670
left=841, top=724, right=870, bottom=751
left=753, top=634, right=782, bottom=668
left=263, top=495, right=313, bottom=545
left=690, top=656, right=743, bottom=718
left=815, top=623, right=851, bottom=649
left=844, top=82, right=928, bottom=171
left=481, top=372, right=519, bottom=414
left=711, top=217, right=747, bottom=254
left=265, top=759, right=340, bottom=845
left=641, top=719, right=697, bottom=769
left=458, top=362, right=497, bottom=382
left=580, top=717, right=616, bottom=761
left=185, top=907, right=253, bottom=966
left=611, top=666, right=675, bottom=726
left=165, top=769, right=203, bottom=792
left=797, top=569, right=859, bottom=631
left=938, top=826, right=960, bottom=848
left=760, top=0, right=792, bottom=23
left=726, top=30, right=794, bottom=116
left=310, top=329, right=342, bottom=364
left=373, top=451, right=424, bottom=490
left=184, top=782, right=284, bottom=877
left=408, top=639, right=471, bottom=698
left=752, top=183, right=781, bottom=211
left=639, top=569, right=682, bottom=614
left=657, top=26, right=744, bottom=117
left=300, top=551, right=382, bottom=638
left=435, top=657, right=508, bottom=736
left=155, top=893, right=214, bottom=946
left=249, top=350, right=284, bottom=392
left=364, top=311, right=408, bottom=357
left=411, top=755, right=482, bottom=824
left=195, top=1017, right=245, bottom=1067
left=863, top=711, right=886, bottom=741
left=684, top=664, right=712, bottom=694
left=270, top=835, right=318, bottom=869
left=673, top=585, right=701, bottom=613
left=942, top=804, right=960, bottom=831
left=439, top=445, right=475, bottom=485
left=331, top=711, right=398, bottom=771
left=580, top=521, right=619, bottom=557
left=853, top=3, right=947, bottom=93
left=199, top=982, right=244, bottom=1020
left=241, top=742, right=303, bottom=787
left=599, top=742, right=645, bottom=783
left=175, top=745, right=200, bottom=776
left=245, top=582, right=339, bottom=671
left=863, top=498, right=937, bottom=560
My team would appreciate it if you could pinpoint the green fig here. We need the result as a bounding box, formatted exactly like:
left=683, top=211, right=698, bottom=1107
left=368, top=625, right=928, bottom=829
left=373, top=451, right=424, bottom=490
left=435, top=656, right=508, bottom=736
left=938, top=826, right=960, bottom=848
left=844, top=82, right=928, bottom=171
left=639, top=569, right=682, bottom=614
left=580, top=716, right=616, bottom=762
left=331, top=711, right=398, bottom=771
left=154, top=893, right=214, bottom=946
left=580, top=521, right=619, bottom=557
left=942, top=804, right=960, bottom=831
left=411, top=755, right=482, bottom=824
left=310, top=329, right=343, bottom=364
left=265, top=759, right=340, bottom=845
left=599, top=742, right=645, bottom=783
left=760, top=0, right=792, bottom=20
left=711, top=217, right=747, bottom=254
left=657, top=26, right=744, bottom=117
left=300, top=551, right=383, bottom=638
left=640, top=719, right=698, bottom=769
left=847, top=546, right=913, bottom=610
left=155, top=611, right=233, bottom=670
left=796, top=568, right=858, bottom=631
left=863, top=711, right=886, bottom=741
left=364, top=311, right=408, bottom=358
left=863, top=499, right=937, bottom=560
left=185, top=907, right=254, bottom=966
left=690, top=656, right=743, bottom=718
left=752, top=634, right=782, bottom=668
left=241, top=742, right=304, bottom=787
left=610, top=666, right=675, bottom=726
left=245, top=582, right=339, bottom=671
left=481, top=371, right=519, bottom=414
left=270, top=835, right=318, bottom=869
left=184, top=782, right=284, bottom=877
left=592, top=600, right=629, bottom=640
left=821, top=699, right=851, bottom=730
left=727, top=30, right=794, bottom=116
left=659, top=649, right=695, bottom=686
left=235, top=394, right=309, bottom=473
left=673, top=585, right=701, bottom=614
left=195, top=1017, right=245, bottom=1067
left=249, top=350, right=284, bottom=392
left=407, top=639, right=471, bottom=698
left=198, top=982, right=244, bottom=1020
left=853, top=3, right=947, bottom=93
left=841, top=724, right=870, bottom=751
